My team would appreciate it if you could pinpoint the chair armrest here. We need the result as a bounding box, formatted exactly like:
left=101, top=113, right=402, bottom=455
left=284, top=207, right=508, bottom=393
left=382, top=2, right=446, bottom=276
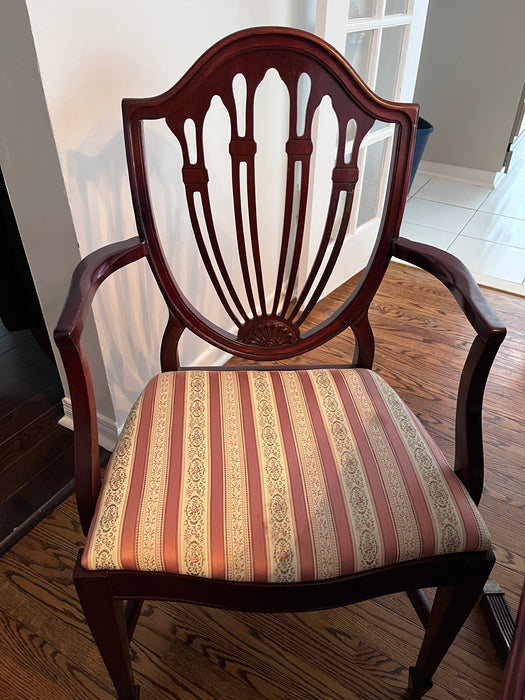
left=392, top=237, right=506, bottom=504
left=55, top=237, right=146, bottom=345
left=54, top=237, right=146, bottom=533
left=393, top=237, right=505, bottom=342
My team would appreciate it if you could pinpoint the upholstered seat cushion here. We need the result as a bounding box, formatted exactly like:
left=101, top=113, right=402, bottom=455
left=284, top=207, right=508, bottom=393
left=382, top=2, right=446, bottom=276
left=82, top=368, right=490, bottom=582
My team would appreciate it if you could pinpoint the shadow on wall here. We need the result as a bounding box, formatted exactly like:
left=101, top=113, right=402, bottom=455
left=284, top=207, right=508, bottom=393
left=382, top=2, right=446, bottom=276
left=67, top=127, right=166, bottom=430
left=64, top=65, right=301, bottom=431
left=66, top=121, right=233, bottom=429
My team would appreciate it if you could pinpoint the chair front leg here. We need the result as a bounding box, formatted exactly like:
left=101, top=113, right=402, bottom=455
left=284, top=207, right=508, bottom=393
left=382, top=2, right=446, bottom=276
left=74, top=565, right=139, bottom=699
left=408, top=551, right=495, bottom=698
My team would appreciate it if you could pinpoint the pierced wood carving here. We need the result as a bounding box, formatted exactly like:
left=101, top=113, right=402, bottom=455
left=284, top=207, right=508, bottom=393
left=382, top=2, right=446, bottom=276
left=123, top=27, right=419, bottom=360
left=237, top=318, right=300, bottom=347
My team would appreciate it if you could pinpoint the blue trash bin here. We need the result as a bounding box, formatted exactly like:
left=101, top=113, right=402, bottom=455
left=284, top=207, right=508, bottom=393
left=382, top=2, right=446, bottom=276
left=409, top=117, right=433, bottom=190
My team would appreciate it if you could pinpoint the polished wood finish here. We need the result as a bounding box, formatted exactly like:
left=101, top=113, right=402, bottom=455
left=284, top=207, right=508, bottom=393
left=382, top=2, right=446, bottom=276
left=1, top=264, right=520, bottom=699
left=54, top=28, right=508, bottom=699
left=0, top=319, right=74, bottom=555
left=393, top=238, right=505, bottom=505
left=54, top=237, right=145, bottom=534
left=122, top=27, right=417, bottom=363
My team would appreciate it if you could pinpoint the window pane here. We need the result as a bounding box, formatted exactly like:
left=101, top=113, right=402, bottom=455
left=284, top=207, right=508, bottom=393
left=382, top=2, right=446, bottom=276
left=357, top=138, right=389, bottom=228
left=348, top=0, right=376, bottom=19
left=385, top=0, right=409, bottom=14
left=369, top=118, right=391, bottom=135
left=375, top=24, right=406, bottom=100
left=344, top=30, right=373, bottom=83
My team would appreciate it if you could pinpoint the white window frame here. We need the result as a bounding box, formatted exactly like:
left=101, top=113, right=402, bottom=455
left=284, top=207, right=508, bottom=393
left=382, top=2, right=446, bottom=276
left=303, top=0, right=429, bottom=296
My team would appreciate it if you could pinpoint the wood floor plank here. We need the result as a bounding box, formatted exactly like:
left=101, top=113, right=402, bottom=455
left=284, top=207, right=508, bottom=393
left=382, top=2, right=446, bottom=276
left=0, top=316, right=69, bottom=556
left=0, top=339, right=59, bottom=401
left=0, top=428, right=72, bottom=504
left=0, top=390, right=64, bottom=445
left=0, top=263, right=521, bottom=699
left=0, top=327, right=34, bottom=357
left=0, top=403, right=64, bottom=475
left=0, top=607, right=112, bottom=700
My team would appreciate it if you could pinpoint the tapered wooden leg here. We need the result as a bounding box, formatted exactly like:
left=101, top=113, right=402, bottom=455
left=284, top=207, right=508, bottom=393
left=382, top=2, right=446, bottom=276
left=408, top=553, right=494, bottom=698
left=406, top=589, right=431, bottom=627
left=74, top=565, right=139, bottom=699
left=125, top=600, right=145, bottom=642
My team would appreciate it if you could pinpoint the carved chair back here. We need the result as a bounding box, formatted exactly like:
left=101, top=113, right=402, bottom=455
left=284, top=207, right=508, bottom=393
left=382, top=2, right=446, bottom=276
left=123, top=27, right=418, bottom=367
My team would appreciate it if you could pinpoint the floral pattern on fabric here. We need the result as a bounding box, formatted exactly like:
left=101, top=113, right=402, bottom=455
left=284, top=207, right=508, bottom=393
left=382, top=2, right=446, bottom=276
left=180, top=371, right=209, bottom=577
left=86, top=394, right=144, bottom=569
left=250, top=372, right=297, bottom=582
left=82, top=368, right=490, bottom=580
left=312, top=369, right=382, bottom=572
left=136, top=373, right=172, bottom=571
left=222, top=372, right=252, bottom=581
left=343, top=371, right=422, bottom=562
left=280, top=371, right=341, bottom=580
left=373, top=372, right=490, bottom=553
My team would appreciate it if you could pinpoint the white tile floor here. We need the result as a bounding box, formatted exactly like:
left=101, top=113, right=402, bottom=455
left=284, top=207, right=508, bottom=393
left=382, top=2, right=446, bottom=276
left=402, top=131, right=525, bottom=296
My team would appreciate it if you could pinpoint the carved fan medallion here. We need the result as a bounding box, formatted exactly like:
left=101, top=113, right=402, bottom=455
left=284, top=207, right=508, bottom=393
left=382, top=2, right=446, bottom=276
left=237, top=318, right=300, bottom=347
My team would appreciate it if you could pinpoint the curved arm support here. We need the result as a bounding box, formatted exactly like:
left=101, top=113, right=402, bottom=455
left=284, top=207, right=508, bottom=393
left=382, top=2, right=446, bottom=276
left=352, top=311, right=375, bottom=369
left=393, top=237, right=506, bottom=503
left=54, top=238, right=147, bottom=533
left=160, top=310, right=185, bottom=372
left=393, top=238, right=505, bottom=342
left=455, top=335, right=503, bottom=504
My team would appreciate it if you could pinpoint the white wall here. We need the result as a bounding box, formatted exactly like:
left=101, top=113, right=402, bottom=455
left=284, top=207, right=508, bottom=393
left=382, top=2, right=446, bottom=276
left=414, top=0, right=525, bottom=179
left=23, top=0, right=314, bottom=432
left=0, top=0, right=115, bottom=425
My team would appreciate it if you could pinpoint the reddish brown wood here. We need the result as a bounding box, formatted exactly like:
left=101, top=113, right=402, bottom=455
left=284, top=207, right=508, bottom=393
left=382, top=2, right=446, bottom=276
left=75, top=551, right=493, bottom=614
left=393, top=237, right=506, bottom=503
left=160, top=311, right=184, bottom=372
left=406, top=588, right=431, bottom=627
left=74, top=558, right=138, bottom=700
left=408, top=556, right=494, bottom=696
left=122, top=26, right=418, bottom=361
left=54, top=27, right=507, bottom=700
left=54, top=238, right=146, bottom=533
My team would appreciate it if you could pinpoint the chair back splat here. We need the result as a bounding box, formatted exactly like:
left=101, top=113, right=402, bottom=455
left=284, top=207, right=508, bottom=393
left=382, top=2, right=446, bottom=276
left=123, top=27, right=418, bottom=366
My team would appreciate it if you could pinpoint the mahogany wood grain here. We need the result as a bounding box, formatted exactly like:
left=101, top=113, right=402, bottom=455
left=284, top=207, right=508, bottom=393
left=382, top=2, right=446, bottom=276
left=54, top=237, right=146, bottom=534
left=1, top=264, right=521, bottom=699
left=52, top=28, right=512, bottom=700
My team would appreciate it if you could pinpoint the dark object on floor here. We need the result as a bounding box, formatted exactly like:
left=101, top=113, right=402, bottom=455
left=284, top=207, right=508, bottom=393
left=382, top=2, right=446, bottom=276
left=481, top=580, right=516, bottom=660
left=409, top=117, right=434, bottom=190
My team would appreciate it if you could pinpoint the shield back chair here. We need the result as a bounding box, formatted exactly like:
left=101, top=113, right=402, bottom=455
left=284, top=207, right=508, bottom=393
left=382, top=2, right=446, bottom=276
left=54, top=27, right=506, bottom=699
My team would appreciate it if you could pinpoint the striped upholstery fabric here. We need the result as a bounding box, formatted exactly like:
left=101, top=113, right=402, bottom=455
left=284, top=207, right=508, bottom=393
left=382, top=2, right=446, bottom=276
left=82, top=369, right=490, bottom=582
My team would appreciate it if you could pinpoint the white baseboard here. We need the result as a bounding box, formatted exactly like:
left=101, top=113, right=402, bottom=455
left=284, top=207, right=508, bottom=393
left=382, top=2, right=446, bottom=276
left=418, top=160, right=498, bottom=188
left=59, top=343, right=231, bottom=451
left=59, top=398, right=119, bottom=451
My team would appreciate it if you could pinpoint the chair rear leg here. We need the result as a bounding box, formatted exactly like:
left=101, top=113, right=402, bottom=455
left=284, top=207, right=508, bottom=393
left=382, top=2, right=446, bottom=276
left=74, top=567, right=139, bottom=699
left=408, top=553, right=494, bottom=698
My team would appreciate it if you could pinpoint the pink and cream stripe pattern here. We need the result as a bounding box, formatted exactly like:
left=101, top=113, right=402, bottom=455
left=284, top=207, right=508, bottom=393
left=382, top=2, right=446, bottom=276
left=82, top=368, right=490, bottom=582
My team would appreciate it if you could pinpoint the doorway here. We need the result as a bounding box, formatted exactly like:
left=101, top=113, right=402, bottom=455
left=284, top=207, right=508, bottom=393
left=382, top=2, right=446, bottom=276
left=0, top=167, right=74, bottom=556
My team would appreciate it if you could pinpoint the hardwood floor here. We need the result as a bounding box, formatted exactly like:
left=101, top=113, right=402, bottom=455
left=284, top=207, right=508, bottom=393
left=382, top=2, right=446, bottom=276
left=0, top=262, right=523, bottom=699
left=0, top=320, right=75, bottom=556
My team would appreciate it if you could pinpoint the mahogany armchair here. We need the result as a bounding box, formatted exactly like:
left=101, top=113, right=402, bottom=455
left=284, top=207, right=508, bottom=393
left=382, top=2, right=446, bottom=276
left=54, top=28, right=506, bottom=699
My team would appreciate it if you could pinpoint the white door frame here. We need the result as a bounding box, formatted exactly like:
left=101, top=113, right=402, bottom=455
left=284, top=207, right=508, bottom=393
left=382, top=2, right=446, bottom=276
left=304, top=0, right=429, bottom=297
